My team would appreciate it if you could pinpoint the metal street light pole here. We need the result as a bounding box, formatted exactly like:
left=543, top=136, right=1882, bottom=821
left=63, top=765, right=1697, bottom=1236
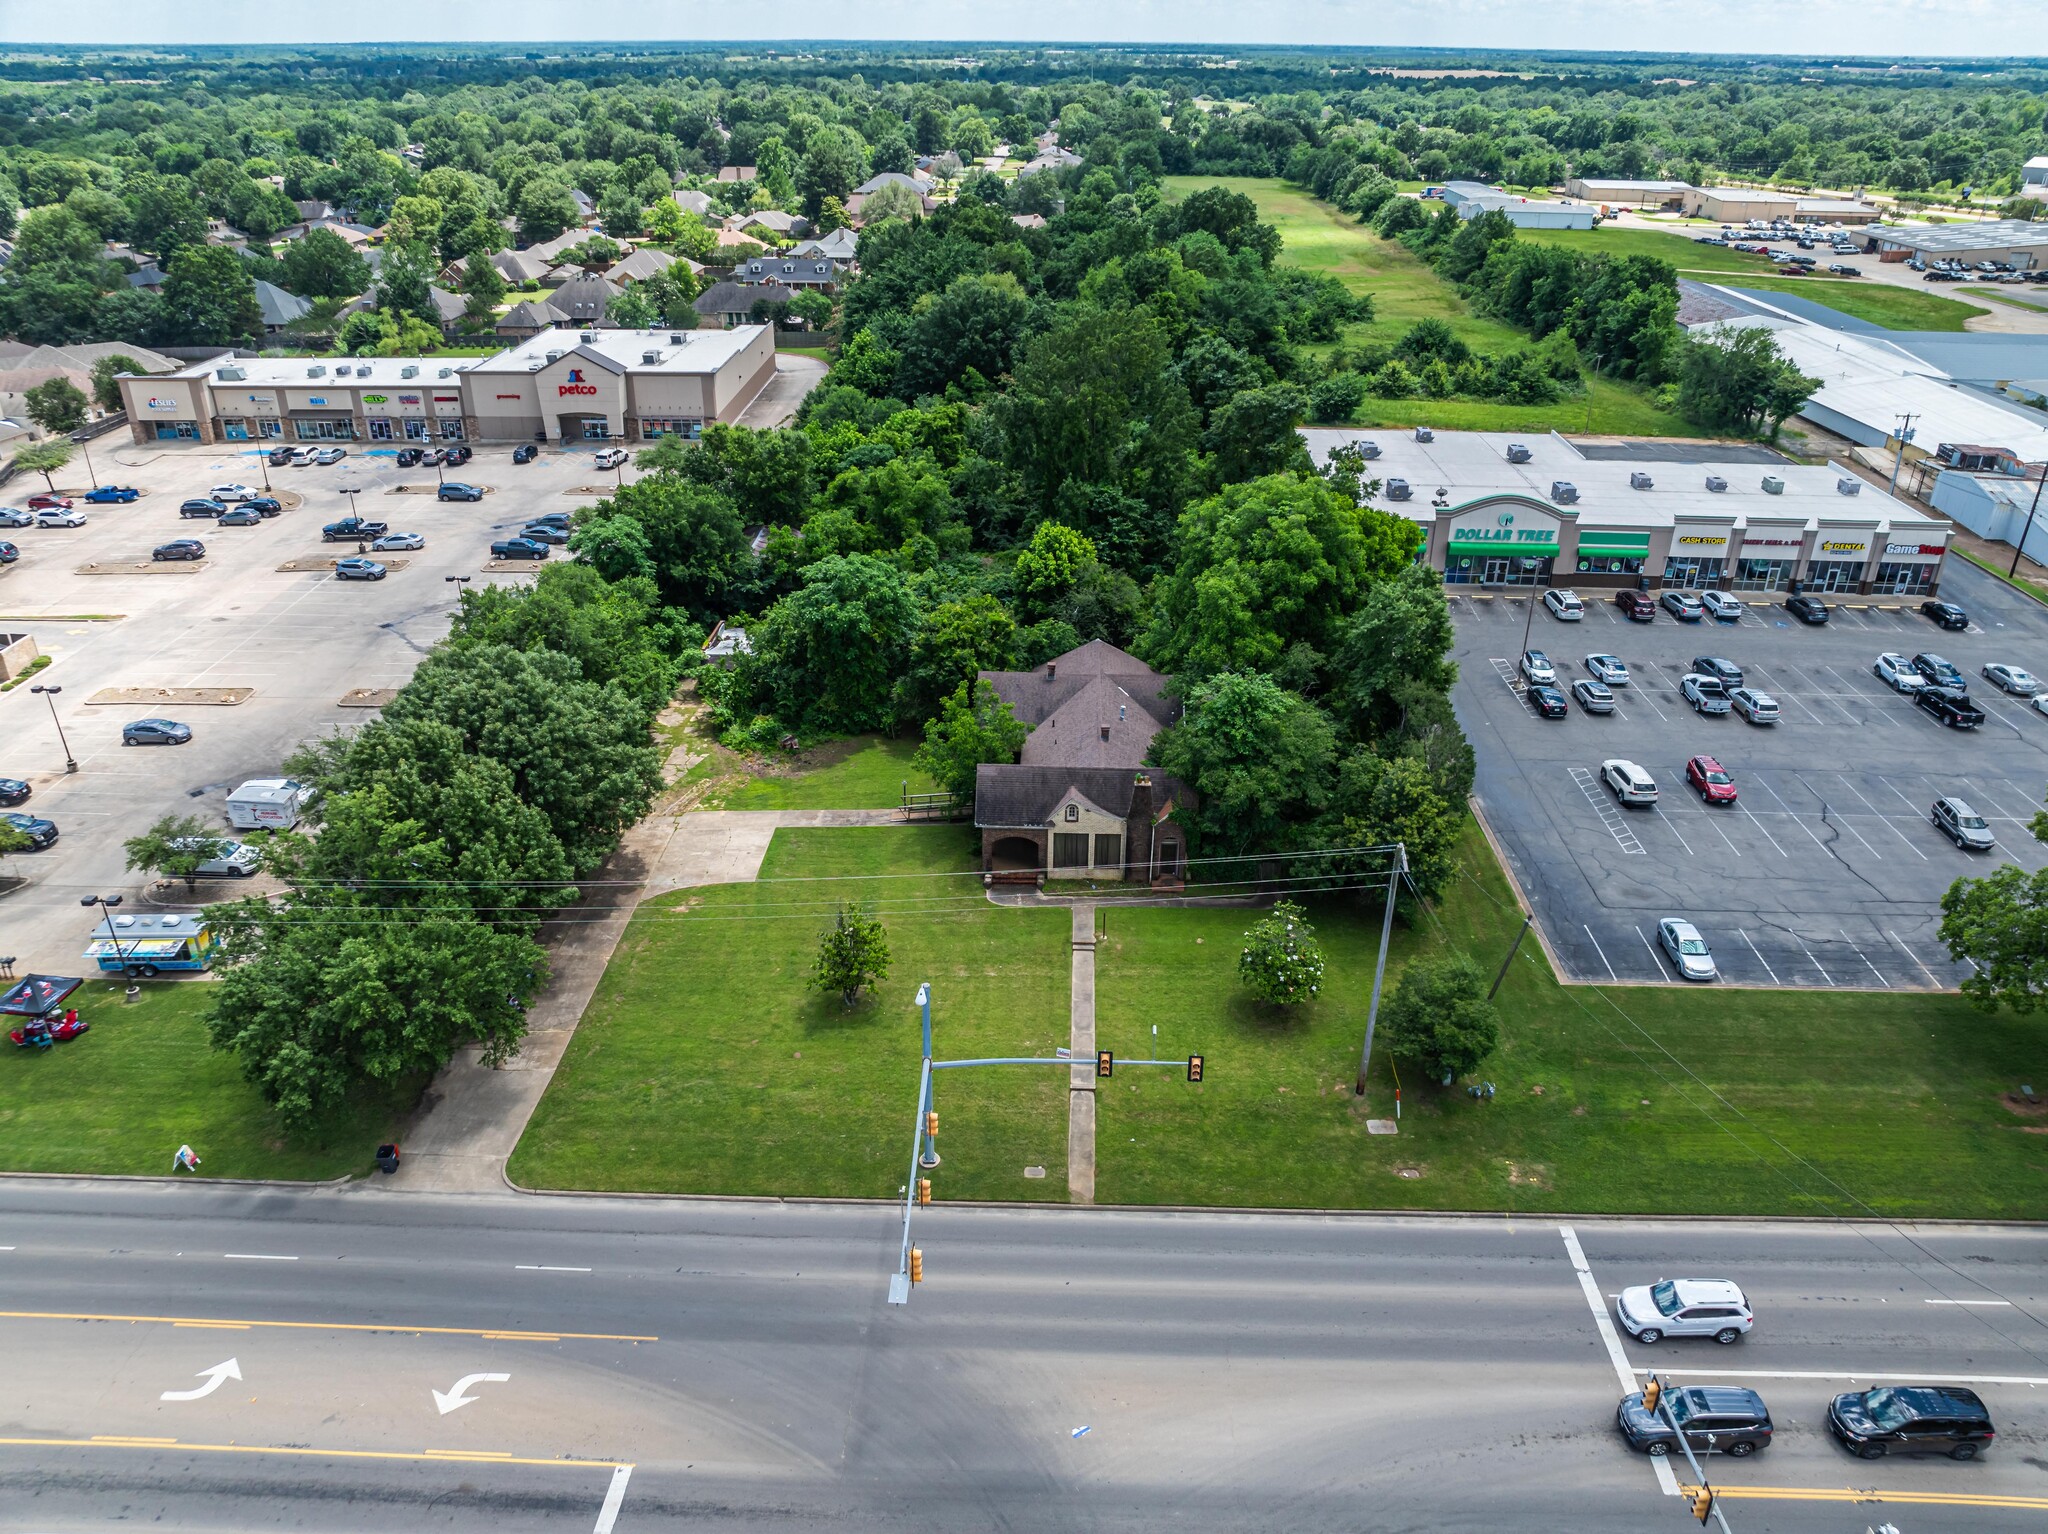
left=2008, top=464, right=2048, bottom=580
left=80, top=893, right=124, bottom=975
left=72, top=433, right=96, bottom=486
left=30, top=684, right=75, bottom=773
left=1354, top=845, right=1408, bottom=1096
left=1888, top=412, right=1917, bottom=499
left=445, top=574, right=471, bottom=607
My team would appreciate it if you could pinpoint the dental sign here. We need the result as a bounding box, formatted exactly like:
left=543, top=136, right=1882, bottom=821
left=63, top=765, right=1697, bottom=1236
left=1451, top=510, right=1553, bottom=545
left=1819, top=539, right=1868, bottom=554
left=557, top=366, right=598, bottom=398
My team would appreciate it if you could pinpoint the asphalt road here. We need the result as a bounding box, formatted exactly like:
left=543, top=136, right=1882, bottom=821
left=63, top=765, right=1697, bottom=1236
left=2, top=1183, right=2044, bottom=1532
left=1453, top=553, right=2048, bottom=989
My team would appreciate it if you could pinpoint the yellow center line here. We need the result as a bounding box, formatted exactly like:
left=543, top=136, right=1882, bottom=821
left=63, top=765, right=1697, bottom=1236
left=92, top=1435, right=176, bottom=1444
left=1683, top=1483, right=2048, bottom=1510
left=173, top=1321, right=251, bottom=1330
left=0, top=1437, right=631, bottom=1472
left=0, top=1310, right=653, bottom=1343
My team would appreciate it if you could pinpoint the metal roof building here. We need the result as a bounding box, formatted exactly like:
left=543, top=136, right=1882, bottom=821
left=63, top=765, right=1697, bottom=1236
left=1867, top=220, right=2048, bottom=268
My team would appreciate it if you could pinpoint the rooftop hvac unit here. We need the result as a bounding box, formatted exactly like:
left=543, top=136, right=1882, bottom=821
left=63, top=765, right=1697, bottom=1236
left=1385, top=478, right=1412, bottom=501
left=437, top=368, right=453, bottom=378
left=1505, top=443, right=1532, bottom=463
left=333, top=365, right=351, bottom=377
left=215, top=366, right=246, bottom=382
left=527, top=361, right=544, bottom=372
left=1550, top=481, right=1579, bottom=504
left=1761, top=475, right=1785, bottom=495
left=1836, top=476, right=1863, bottom=496
left=669, top=334, right=686, bottom=345
left=1630, top=471, right=1654, bottom=490
left=642, top=351, right=662, bottom=364
left=1356, top=440, right=1381, bottom=459
left=579, top=331, right=598, bottom=344
left=545, top=350, right=563, bottom=363
left=1413, top=426, right=1435, bottom=443
left=306, top=364, right=326, bottom=378
left=400, top=365, right=419, bottom=379
left=1704, top=475, right=1728, bottom=493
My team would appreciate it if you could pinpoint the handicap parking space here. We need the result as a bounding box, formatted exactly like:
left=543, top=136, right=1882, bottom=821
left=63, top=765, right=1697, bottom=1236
left=1457, top=561, right=2048, bottom=991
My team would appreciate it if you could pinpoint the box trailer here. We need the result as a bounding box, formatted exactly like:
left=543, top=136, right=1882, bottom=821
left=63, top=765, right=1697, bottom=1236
left=226, top=778, right=308, bottom=830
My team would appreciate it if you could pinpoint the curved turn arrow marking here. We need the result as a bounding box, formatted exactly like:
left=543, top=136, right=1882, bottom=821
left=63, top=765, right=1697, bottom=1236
left=161, top=1359, right=241, bottom=1401
left=432, top=1372, right=510, bottom=1415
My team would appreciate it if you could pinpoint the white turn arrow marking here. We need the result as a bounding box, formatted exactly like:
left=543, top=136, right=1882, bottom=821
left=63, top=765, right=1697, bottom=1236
left=160, top=1358, right=242, bottom=1401
left=432, top=1372, right=511, bottom=1415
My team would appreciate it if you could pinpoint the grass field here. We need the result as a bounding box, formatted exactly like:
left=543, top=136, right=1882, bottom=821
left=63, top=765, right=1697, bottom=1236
left=1093, top=820, right=2048, bottom=1218
left=1713, top=277, right=1989, bottom=332
left=712, top=735, right=934, bottom=810
left=1161, top=177, right=1702, bottom=438
left=509, top=826, right=1072, bottom=1199
left=0, top=980, right=406, bottom=1179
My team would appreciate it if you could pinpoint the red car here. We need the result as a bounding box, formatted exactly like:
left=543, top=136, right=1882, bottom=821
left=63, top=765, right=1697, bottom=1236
left=9, top=1010, right=88, bottom=1048
left=1686, top=755, right=1738, bottom=804
left=1614, top=589, right=1656, bottom=621
left=26, top=493, right=72, bottom=511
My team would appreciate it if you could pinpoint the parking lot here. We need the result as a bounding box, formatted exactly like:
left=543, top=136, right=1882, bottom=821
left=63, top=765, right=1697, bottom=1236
left=1454, top=554, right=2048, bottom=990
left=0, top=438, right=630, bottom=974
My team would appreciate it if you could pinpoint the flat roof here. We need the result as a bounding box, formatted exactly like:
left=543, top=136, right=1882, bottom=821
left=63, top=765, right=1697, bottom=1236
left=1570, top=178, right=1694, bottom=192
left=1867, top=220, right=2048, bottom=254
left=1298, top=427, right=1943, bottom=533
left=176, top=356, right=473, bottom=386
left=469, top=325, right=766, bottom=376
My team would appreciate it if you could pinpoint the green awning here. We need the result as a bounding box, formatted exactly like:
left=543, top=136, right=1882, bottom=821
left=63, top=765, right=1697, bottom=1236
left=1576, top=530, right=1652, bottom=552
left=1448, top=538, right=1559, bottom=558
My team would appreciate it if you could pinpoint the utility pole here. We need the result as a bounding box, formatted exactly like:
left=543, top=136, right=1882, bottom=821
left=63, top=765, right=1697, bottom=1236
left=2008, top=463, right=2048, bottom=579
left=1488, top=914, right=1532, bottom=1002
left=1887, top=412, right=1917, bottom=498
left=1354, top=845, right=1408, bottom=1096
left=916, top=982, right=938, bottom=1169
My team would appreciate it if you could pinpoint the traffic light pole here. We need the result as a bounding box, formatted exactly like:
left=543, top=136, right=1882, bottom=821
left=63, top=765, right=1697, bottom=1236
left=1648, top=1377, right=1735, bottom=1533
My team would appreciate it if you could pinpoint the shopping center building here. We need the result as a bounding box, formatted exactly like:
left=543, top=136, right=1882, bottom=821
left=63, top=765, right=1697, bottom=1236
left=1303, top=429, right=1953, bottom=598
left=118, top=325, right=775, bottom=447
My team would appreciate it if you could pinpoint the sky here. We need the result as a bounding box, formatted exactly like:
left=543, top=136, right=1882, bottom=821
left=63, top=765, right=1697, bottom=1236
left=2, top=1, right=2043, bottom=59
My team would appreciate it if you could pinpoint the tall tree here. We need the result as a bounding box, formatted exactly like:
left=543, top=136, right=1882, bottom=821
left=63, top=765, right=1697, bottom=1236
left=750, top=554, right=922, bottom=734
left=23, top=377, right=88, bottom=436
left=1150, top=671, right=1337, bottom=858
left=278, top=228, right=370, bottom=298
left=158, top=245, right=261, bottom=346
left=1380, top=953, right=1500, bottom=1080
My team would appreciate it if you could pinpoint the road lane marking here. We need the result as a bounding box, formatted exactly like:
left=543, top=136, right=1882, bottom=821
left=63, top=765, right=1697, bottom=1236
left=1737, top=929, right=1781, bottom=985
left=1683, top=1483, right=2048, bottom=1511
left=515, top=1265, right=593, bottom=1273
left=1926, top=1298, right=2012, bottom=1306
left=1582, top=926, right=1619, bottom=982
left=93, top=1435, right=176, bottom=1444
left=0, top=1436, right=632, bottom=1471
left=1642, top=1367, right=2048, bottom=1384
left=1561, top=1226, right=1679, bottom=1497
left=222, top=1253, right=297, bottom=1262
left=1887, top=931, right=1943, bottom=988
left=173, top=1320, right=249, bottom=1329
left=0, top=1310, right=653, bottom=1342
left=594, top=1463, right=634, bottom=1534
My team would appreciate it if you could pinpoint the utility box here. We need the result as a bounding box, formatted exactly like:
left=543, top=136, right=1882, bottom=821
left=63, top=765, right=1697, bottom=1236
left=1505, top=443, right=1532, bottom=463
left=1384, top=478, right=1412, bottom=501
left=1413, top=426, right=1434, bottom=443
left=1630, top=471, right=1655, bottom=490
left=1761, top=475, right=1786, bottom=495
left=1836, top=477, right=1863, bottom=496
left=1356, top=440, right=1381, bottom=459
left=1704, top=475, right=1728, bottom=493
left=1550, top=481, right=1579, bottom=504
left=226, top=778, right=308, bottom=831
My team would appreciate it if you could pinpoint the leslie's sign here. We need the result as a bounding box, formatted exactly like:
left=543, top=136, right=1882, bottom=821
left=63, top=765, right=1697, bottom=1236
left=557, top=366, right=598, bottom=398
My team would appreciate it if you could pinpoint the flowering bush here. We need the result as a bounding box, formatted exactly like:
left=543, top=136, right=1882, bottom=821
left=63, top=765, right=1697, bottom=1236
left=1238, top=900, right=1325, bottom=1006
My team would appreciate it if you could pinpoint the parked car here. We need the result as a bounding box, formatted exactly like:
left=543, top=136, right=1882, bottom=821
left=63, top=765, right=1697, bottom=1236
left=443, top=444, right=473, bottom=466
left=1827, top=1386, right=1994, bottom=1461
left=321, top=517, right=388, bottom=542
left=1585, top=654, right=1629, bottom=685
left=0, top=540, right=15, bottom=563
left=1571, top=679, right=1615, bottom=713
left=167, top=836, right=263, bottom=878
left=152, top=539, right=205, bottom=562
left=1602, top=759, right=1658, bottom=805
left=1699, top=590, right=1743, bottom=620
left=1614, top=589, right=1656, bottom=622
left=418, top=447, right=445, bottom=468
left=1618, top=1385, right=1773, bottom=1458
left=512, top=443, right=539, bottom=464
left=369, top=532, right=423, bottom=552
left=1661, top=591, right=1705, bottom=622
left=1658, top=918, right=1718, bottom=980
left=1786, top=592, right=1830, bottom=624
left=1931, top=796, right=1995, bottom=850
left=1543, top=588, right=1585, bottom=621
left=287, top=446, right=319, bottom=466
left=246, top=497, right=283, bottom=517
left=1527, top=685, right=1569, bottom=719
left=437, top=482, right=484, bottom=502
left=395, top=447, right=424, bottom=467
left=1911, top=653, right=1966, bottom=691
left=0, top=508, right=32, bottom=528
left=208, top=484, right=258, bottom=502
left=312, top=446, right=347, bottom=465
left=0, top=777, right=29, bottom=806
left=1920, top=599, right=1969, bottom=630
left=518, top=523, right=569, bottom=545
left=334, top=557, right=387, bottom=581
left=81, top=485, right=139, bottom=503
left=1916, top=687, right=1985, bottom=729
left=179, top=498, right=227, bottom=518
left=216, top=507, right=262, bottom=527
left=0, top=810, right=57, bottom=849
left=121, top=718, right=191, bottom=746
left=1691, top=656, right=1744, bottom=688
left=1873, top=652, right=1926, bottom=692
left=25, top=493, right=72, bottom=511
left=1686, top=756, right=1738, bottom=804
left=1617, top=1278, right=1754, bottom=1344
left=1519, top=650, right=1557, bottom=685
left=490, top=537, right=550, bottom=560
left=526, top=511, right=572, bottom=532
left=32, top=507, right=86, bottom=528
left=268, top=445, right=295, bottom=466
left=594, top=448, right=629, bottom=470
left=1682, top=673, right=1732, bottom=715
left=1827, top=263, right=1863, bottom=276
left=1982, top=663, right=2039, bottom=696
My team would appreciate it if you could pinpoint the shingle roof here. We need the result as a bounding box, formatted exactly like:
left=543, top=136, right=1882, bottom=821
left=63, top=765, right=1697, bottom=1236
left=498, top=297, right=571, bottom=330
left=252, top=279, right=313, bottom=328
left=694, top=279, right=797, bottom=316
left=980, top=641, right=1177, bottom=731
left=973, top=765, right=1187, bottom=828
left=552, top=270, right=622, bottom=322
left=609, top=247, right=676, bottom=283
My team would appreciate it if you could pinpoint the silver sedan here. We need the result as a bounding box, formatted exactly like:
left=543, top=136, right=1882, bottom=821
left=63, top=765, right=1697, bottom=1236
left=370, top=532, right=425, bottom=552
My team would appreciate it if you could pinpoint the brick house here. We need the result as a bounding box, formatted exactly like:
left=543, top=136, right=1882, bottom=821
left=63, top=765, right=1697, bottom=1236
left=972, top=640, right=1191, bottom=884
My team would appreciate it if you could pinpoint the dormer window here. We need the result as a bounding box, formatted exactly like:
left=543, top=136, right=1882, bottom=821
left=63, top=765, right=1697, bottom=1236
left=1064, top=804, right=1079, bottom=822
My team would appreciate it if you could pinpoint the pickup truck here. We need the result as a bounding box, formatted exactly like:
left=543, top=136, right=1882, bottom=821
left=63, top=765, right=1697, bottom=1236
left=321, top=516, right=390, bottom=542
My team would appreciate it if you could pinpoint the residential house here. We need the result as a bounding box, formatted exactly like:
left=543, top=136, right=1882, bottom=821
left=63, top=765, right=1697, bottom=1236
left=0, top=339, right=179, bottom=430
left=425, top=285, right=468, bottom=336
left=716, top=165, right=758, bottom=183
left=253, top=279, right=313, bottom=335
left=731, top=255, right=841, bottom=290
left=713, top=227, right=769, bottom=254
left=672, top=188, right=714, bottom=217
left=1016, top=148, right=1083, bottom=179
left=494, top=297, right=572, bottom=339
left=845, top=172, right=936, bottom=221
left=552, top=270, right=623, bottom=325
left=126, top=262, right=168, bottom=290
left=274, top=217, right=374, bottom=249
left=490, top=248, right=553, bottom=286
left=972, top=640, right=1191, bottom=884
left=293, top=199, right=336, bottom=223
left=791, top=227, right=859, bottom=263
left=608, top=247, right=680, bottom=285
left=570, top=189, right=598, bottom=225
left=693, top=279, right=798, bottom=327
left=519, top=229, right=590, bottom=265
left=731, top=209, right=803, bottom=239
left=1011, top=213, right=1047, bottom=230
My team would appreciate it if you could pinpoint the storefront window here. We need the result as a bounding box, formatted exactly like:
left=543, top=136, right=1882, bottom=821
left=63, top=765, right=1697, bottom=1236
left=258, top=419, right=282, bottom=438
left=1804, top=559, right=1864, bottom=594
left=439, top=420, right=465, bottom=440
left=404, top=419, right=430, bottom=441
left=1575, top=556, right=1644, bottom=575
left=292, top=420, right=357, bottom=441
left=154, top=422, right=199, bottom=441
left=1734, top=558, right=1793, bottom=592
left=222, top=420, right=249, bottom=440
left=1445, top=556, right=1477, bottom=586
left=1662, top=557, right=1725, bottom=588
left=367, top=418, right=394, bottom=440
left=639, top=417, right=704, bottom=439
left=1873, top=561, right=1935, bottom=596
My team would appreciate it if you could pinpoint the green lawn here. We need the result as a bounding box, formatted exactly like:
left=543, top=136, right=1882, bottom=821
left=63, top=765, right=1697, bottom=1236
left=1161, top=177, right=1702, bottom=437
left=0, top=980, right=406, bottom=1179
left=1714, top=276, right=1988, bottom=332
left=1516, top=224, right=1780, bottom=277
left=1093, top=820, right=2048, bottom=1218
left=509, top=826, right=1072, bottom=1199
left=712, top=734, right=935, bottom=810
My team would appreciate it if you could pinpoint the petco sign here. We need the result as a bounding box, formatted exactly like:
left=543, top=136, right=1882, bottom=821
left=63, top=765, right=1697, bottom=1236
left=557, top=367, right=598, bottom=398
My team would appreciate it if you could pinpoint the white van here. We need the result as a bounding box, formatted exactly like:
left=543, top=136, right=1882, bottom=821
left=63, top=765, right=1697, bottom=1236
left=1601, top=759, right=1659, bottom=806
left=226, top=778, right=309, bottom=830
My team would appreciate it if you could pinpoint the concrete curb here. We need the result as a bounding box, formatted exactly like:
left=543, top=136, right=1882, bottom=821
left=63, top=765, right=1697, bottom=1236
left=0, top=1168, right=357, bottom=1189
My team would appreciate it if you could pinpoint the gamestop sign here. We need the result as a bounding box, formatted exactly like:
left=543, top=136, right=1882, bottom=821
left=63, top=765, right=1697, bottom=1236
left=557, top=366, right=598, bottom=398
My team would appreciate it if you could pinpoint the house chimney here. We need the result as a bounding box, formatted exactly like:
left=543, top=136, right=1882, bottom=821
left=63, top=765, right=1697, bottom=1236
left=1045, top=662, right=1056, bottom=680
left=1127, top=771, right=1155, bottom=880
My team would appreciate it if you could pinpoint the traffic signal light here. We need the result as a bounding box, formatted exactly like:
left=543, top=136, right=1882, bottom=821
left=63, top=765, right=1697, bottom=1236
left=1689, top=1486, right=1713, bottom=1525
left=908, top=1248, right=923, bottom=1284
left=1096, top=1050, right=1114, bottom=1078
left=917, top=1178, right=931, bottom=1206
left=1642, top=1375, right=1662, bottom=1415
left=925, top=1109, right=938, bottom=1137
left=1187, top=1054, right=1204, bottom=1083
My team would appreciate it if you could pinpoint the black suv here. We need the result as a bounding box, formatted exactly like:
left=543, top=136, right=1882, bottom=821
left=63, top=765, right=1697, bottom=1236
left=395, top=447, right=424, bottom=468
left=1916, top=686, right=1985, bottom=729
left=1618, top=1385, right=1772, bottom=1458
left=1828, top=1385, right=1993, bottom=1461
left=1911, top=652, right=1966, bottom=691
left=1785, top=593, right=1830, bottom=624
left=1921, top=599, right=1968, bottom=631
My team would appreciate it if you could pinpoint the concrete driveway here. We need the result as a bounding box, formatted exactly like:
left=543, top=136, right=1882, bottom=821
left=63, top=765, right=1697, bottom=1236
left=735, top=353, right=827, bottom=428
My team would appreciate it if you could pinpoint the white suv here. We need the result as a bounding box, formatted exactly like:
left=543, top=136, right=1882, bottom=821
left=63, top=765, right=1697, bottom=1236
left=1617, top=1278, right=1753, bottom=1345
left=1543, top=588, right=1585, bottom=621
left=1602, top=758, right=1658, bottom=805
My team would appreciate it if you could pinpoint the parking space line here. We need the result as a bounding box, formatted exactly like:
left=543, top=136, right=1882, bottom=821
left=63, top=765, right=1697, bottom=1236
left=1887, top=931, right=1944, bottom=988
left=1784, top=663, right=1863, bottom=725
left=1650, top=807, right=1694, bottom=856
left=1837, top=775, right=1929, bottom=859
left=1746, top=664, right=1830, bottom=726
left=1998, top=778, right=2043, bottom=820
left=1568, top=767, right=1644, bottom=855
left=1793, top=934, right=1836, bottom=986
left=1738, top=803, right=1790, bottom=857
left=1956, top=776, right=2027, bottom=820
left=1582, top=925, right=1618, bottom=981
left=1798, top=780, right=1883, bottom=860
left=1738, top=929, right=1781, bottom=984
left=1755, top=777, right=1833, bottom=855
left=1879, top=775, right=1926, bottom=820
left=1840, top=931, right=1891, bottom=988
left=1819, top=664, right=1903, bottom=729
left=1634, top=924, right=1666, bottom=975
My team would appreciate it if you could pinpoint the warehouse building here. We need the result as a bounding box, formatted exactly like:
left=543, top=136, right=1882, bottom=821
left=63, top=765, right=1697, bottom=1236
left=1564, top=177, right=1693, bottom=210
left=1440, top=181, right=1595, bottom=229
left=1681, top=187, right=1882, bottom=225
left=119, top=325, right=776, bottom=446
left=1864, top=219, right=2048, bottom=269
left=1301, top=428, right=1952, bottom=598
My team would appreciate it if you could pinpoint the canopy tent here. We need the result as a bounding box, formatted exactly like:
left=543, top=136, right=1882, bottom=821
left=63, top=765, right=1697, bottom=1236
left=0, top=974, right=83, bottom=1016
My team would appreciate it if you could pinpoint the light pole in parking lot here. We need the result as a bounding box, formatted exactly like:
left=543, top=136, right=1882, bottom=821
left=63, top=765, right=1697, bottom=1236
left=445, top=574, right=471, bottom=608
left=69, top=432, right=97, bottom=487
left=30, top=684, right=75, bottom=773
left=80, top=893, right=125, bottom=974
left=2007, top=465, right=2047, bottom=579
